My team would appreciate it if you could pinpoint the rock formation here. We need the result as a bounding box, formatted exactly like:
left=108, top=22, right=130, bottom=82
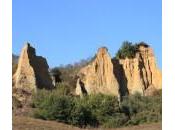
left=13, top=43, right=54, bottom=92
left=76, top=45, right=162, bottom=97
left=13, top=42, right=161, bottom=98
left=76, top=47, right=120, bottom=97
left=116, top=45, right=162, bottom=96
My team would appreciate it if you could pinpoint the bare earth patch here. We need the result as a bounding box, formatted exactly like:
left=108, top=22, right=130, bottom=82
left=13, top=116, right=161, bottom=130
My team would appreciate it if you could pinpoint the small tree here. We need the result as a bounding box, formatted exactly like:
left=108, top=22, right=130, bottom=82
left=116, top=41, right=138, bottom=59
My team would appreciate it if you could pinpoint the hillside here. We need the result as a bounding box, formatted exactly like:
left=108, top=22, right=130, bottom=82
left=12, top=42, right=162, bottom=129
left=13, top=116, right=161, bottom=130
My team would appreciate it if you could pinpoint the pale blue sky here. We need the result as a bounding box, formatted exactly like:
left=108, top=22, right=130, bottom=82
left=13, top=0, right=162, bottom=68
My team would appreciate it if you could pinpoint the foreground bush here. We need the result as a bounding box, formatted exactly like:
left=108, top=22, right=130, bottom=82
left=32, top=88, right=161, bottom=128
left=121, top=93, right=161, bottom=126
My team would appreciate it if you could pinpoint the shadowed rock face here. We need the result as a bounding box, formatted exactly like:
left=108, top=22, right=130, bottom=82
left=13, top=43, right=54, bottom=92
left=76, top=47, right=120, bottom=97
left=117, top=45, right=162, bottom=96
left=76, top=46, right=162, bottom=97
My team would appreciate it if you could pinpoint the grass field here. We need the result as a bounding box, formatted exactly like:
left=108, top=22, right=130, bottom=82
left=13, top=116, right=161, bottom=130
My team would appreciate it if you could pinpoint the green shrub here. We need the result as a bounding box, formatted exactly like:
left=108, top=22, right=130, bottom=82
left=50, top=58, right=93, bottom=89
left=86, top=95, right=120, bottom=124
left=116, top=41, right=138, bottom=59
left=33, top=93, right=74, bottom=122
left=69, top=101, right=98, bottom=128
left=32, top=90, right=161, bottom=128
left=121, top=93, right=162, bottom=126
left=116, top=41, right=149, bottom=59
left=54, top=82, right=72, bottom=95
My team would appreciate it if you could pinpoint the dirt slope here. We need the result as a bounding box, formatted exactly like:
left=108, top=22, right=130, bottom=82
left=13, top=116, right=161, bottom=130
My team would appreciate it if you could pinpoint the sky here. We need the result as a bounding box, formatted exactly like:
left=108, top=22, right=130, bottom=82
left=13, top=0, right=162, bottom=68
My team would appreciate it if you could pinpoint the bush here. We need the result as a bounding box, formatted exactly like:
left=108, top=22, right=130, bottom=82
left=32, top=91, right=73, bottom=122
left=32, top=93, right=122, bottom=127
left=32, top=90, right=161, bottom=128
left=121, top=93, right=162, bottom=126
left=69, top=101, right=98, bottom=128
left=50, top=57, right=93, bottom=88
left=116, top=41, right=138, bottom=59
left=116, top=41, right=149, bottom=59
left=54, top=82, right=72, bottom=95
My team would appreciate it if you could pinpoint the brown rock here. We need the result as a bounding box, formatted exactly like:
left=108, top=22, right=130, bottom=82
left=116, top=45, right=162, bottom=95
left=13, top=43, right=54, bottom=92
left=75, top=47, right=120, bottom=97
left=76, top=45, right=161, bottom=97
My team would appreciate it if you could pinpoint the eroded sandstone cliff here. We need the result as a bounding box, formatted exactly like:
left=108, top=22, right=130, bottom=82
left=76, top=47, right=120, bottom=97
left=13, top=43, right=54, bottom=92
left=76, top=45, right=162, bottom=97
left=115, top=45, right=162, bottom=96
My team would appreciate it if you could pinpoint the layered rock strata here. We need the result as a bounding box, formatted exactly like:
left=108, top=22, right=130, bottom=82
left=116, top=45, right=162, bottom=95
left=76, top=45, right=162, bottom=96
left=76, top=47, right=120, bottom=97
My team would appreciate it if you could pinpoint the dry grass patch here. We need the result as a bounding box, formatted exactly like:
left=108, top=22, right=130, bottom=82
left=13, top=116, right=161, bottom=130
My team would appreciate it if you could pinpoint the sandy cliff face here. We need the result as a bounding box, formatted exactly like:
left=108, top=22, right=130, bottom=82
left=13, top=43, right=161, bottom=97
left=76, top=45, right=162, bottom=97
left=116, top=45, right=162, bottom=95
left=76, top=47, right=120, bottom=97
left=13, top=43, right=54, bottom=92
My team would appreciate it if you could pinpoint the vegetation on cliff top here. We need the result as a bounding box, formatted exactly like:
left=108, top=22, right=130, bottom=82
left=115, top=41, right=149, bottom=59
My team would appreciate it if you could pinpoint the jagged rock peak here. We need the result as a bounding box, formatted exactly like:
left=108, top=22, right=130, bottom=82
left=97, top=47, right=108, bottom=55
left=13, top=43, right=54, bottom=92
left=75, top=47, right=120, bottom=97
left=76, top=45, right=161, bottom=97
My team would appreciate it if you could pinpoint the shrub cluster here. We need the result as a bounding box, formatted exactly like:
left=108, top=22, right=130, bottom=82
left=50, top=57, right=93, bottom=90
left=31, top=85, right=161, bottom=128
left=116, top=41, right=149, bottom=59
left=121, top=92, right=162, bottom=126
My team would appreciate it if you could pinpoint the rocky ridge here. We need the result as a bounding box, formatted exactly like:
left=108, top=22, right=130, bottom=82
left=12, top=43, right=161, bottom=98
left=76, top=45, right=162, bottom=97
